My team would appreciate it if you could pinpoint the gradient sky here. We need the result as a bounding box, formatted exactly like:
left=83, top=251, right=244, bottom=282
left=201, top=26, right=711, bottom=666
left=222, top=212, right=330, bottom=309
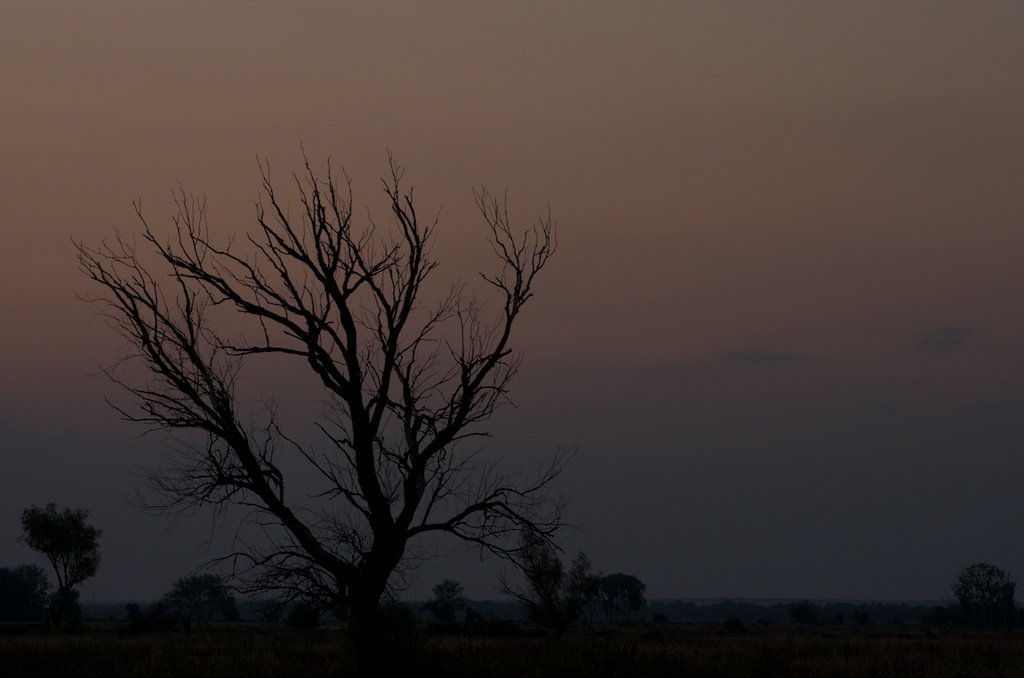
left=3, top=2, right=1024, bottom=604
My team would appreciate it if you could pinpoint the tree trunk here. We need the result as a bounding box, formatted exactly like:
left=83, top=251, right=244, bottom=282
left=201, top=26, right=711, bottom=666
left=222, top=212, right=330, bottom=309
left=49, top=588, right=71, bottom=629
left=349, top=588, right=414, bottom=678
left=345, top=544, right=417, bottom=676
left=347, top=590, right=380, bottom=651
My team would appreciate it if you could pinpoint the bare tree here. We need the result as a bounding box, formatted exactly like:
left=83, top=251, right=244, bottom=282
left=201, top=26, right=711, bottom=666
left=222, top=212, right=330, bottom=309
left=75, top=153, right=564, bottom=646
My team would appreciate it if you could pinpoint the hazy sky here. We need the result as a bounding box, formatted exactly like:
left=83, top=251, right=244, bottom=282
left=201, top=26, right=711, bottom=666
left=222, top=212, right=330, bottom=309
left=3, top=2, right=1024, bottom=604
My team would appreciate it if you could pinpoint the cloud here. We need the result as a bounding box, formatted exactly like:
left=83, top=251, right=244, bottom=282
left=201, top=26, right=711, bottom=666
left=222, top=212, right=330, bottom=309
left=724, top=349, right=806, bottom=366
left=916, top=327, right=972, bottom=350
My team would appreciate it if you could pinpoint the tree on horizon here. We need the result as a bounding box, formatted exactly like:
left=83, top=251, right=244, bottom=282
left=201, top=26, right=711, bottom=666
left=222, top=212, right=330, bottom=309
left=76, top=151, right=566, bottom=659
left=19, top=503, right=101, bottom=628
left=951, top=563, right=1017, bottom=627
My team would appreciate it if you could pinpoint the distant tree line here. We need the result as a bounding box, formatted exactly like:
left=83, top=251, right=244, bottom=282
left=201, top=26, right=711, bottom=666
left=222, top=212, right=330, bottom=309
left=643, top=599, right=934, bottom=626
left=121, top=574, right=240, bottom=633
left=6, top=504, right=1019, bottom=635
left=644, top=562, right=1022, bottom=628
left=414, top=532, right=648, bottom=635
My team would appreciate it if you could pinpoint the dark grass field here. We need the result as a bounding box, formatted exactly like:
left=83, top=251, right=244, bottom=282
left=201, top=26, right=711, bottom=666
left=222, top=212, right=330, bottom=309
left=3, top=623, right=1024, bottom=677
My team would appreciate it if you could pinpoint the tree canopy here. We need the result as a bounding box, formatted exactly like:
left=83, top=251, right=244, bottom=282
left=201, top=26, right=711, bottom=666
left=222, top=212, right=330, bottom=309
left=422, top=579, right=467, bottom=622
left=597, top=573, right=647, bottom=623
left=162, top=574, right=239, bottom=622
left=0, top=564, right=51, bottom=622
left=952, top=562, right=1017, bottom=627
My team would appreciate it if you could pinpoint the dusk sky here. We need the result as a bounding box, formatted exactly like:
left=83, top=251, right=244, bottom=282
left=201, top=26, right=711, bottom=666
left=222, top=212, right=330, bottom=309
left=3, top=2, right=1024, bottom=605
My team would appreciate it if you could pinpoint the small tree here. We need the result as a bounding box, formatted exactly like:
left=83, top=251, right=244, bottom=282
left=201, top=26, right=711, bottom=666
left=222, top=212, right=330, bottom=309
left=952, top=563, right=1017, bottom=627
left=162, top=574, right=239, bottom=623
left=125, top=601, right=143, bottom=622
left=422, top=579, right=467, bottom=622
left=499, top=531, right=599, bottom=636
left=19, top=503, right=102, bottom=627
left=597, top=573, right=646, bottom=623
left=787, top=600, right=821, bottom=625
left=852, top=610, right=872, bottom=626
left=0, top=564, right=51, bottom=622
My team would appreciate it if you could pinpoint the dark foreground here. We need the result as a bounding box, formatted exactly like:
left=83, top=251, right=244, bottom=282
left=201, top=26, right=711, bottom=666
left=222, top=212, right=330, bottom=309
left=2, top=623, right=1024, bottom=677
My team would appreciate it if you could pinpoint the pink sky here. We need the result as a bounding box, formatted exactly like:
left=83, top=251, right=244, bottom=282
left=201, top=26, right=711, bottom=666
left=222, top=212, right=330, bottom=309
left=2, top=2, right=1024, bottom=602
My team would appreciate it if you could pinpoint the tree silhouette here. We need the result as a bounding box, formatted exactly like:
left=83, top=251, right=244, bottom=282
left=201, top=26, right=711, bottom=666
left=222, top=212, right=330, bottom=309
left=125, top=601, right=143, bottom=622
left=19, top=503, right=101, bottom=627
left=952, top=562, right=1017, bottom=627
left=162, top=574, right=239, bottom=624
left=75, top=153, right=564, bottom=651
left=422, top=579, right=466, bottom=622
left=787, top=600, right=821, bottom=625
left=0, top=564, right=51, bottom=622
left=597, top=573, right=646, bottom=623
left=500, top=530, right=599, bottom=636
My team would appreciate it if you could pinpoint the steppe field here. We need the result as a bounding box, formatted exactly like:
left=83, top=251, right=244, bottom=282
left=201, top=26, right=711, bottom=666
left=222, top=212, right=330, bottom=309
left=3, top=623, right=1024, bottom=678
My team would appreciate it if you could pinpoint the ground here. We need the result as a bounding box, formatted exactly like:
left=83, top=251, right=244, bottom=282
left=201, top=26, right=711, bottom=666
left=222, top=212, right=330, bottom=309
left=2, top=621, right=1022, bottom=677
